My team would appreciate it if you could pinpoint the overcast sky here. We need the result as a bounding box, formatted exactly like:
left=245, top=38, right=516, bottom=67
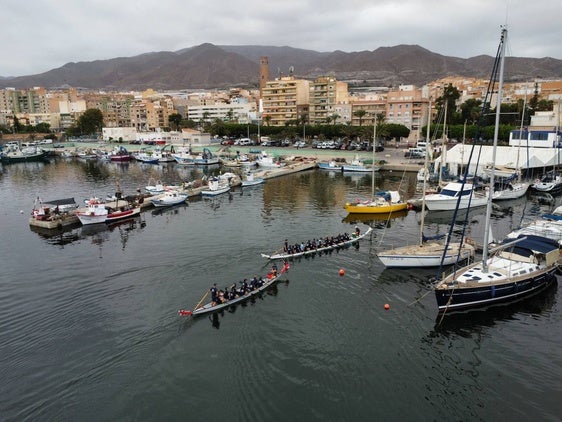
left=2, top=0, right=561, bottom=77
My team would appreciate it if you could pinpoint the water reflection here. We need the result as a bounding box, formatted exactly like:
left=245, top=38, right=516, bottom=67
left=30, top=216, right=146, bottom=252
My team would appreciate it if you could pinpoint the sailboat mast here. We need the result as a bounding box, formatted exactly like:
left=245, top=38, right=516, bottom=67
left=482, top=26, right=507, bottom=272
left=439, top=102, right=448, bottom=187
left=371, top=116, right=376, bottom=201
left=419, top=99, right=431, bottom=245
left=515, top=93, right=527, bottom=183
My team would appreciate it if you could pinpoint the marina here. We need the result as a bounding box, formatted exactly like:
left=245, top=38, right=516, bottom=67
left=1, top=157, right=561, bottom=420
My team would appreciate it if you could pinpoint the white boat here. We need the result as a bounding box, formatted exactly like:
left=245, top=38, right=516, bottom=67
left=342, top=156, right=379, bottom=172
left=492, top=179, right=530, bottom=200
left=318, top=161, right=343, bottom=171
left=434, top=28, right=559, bottom=314
left=424, top=182, right=488, bottom=211
left=377, top=100, right=475, bottom=268
left=76, top=199, right=109, bottom=225
left=484, top=164, right=518, bottom=179
left=531, top=170, right=562, bottom=194
left=133, top=148, right=159, bottom=164
left=256, top=151, right=283, bottom=168
left=150, top=190, right=188, bottom=207
left=241, top=172, right=265, bottom=186
left=201, top=177, right=230, bottom=196
left=153, top=145, right=176, bottom=163
left=173, top=147, right=220, bottom=166
left=507, top=205, right=562, bottom=245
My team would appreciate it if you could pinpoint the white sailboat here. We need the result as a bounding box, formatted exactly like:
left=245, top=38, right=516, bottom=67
left=434, top=28, right=559, bottom=313
left=377, top=100, right=475, bottom=268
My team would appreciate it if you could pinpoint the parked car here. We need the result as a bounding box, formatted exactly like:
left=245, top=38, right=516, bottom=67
left=294, top=140, right=306, bottom=148
left=280, top=139, right=291, bottom=147
left=235, top=138, right=252, bottom=146
left=221, top=139, right=234, bottom=145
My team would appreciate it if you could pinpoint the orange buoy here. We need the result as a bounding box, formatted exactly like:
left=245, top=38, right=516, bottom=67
left=384, top=303, right=390, bottom=310
left=339, top=268, right=345, bottom=276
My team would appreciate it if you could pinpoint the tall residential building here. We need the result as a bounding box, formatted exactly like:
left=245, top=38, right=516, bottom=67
left=308, top=76, right=349, bottom=125
left=261, top=76, right=310, bottom=126
left=350, top=100, right=387, bottom=126
left=385, top=85, right=429, bottom=135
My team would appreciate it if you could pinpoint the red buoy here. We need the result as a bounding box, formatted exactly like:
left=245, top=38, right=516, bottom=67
left=384, top=303, right=390, bottom=310
left=339, top=268, right=345, bottom=276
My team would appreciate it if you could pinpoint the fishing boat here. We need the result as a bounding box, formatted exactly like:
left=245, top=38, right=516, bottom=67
left=150, top=190, right=188, bottom=207
left=1, top=144, right=46, bottom=163
left=261, top=227, right=373, bottom=260
left=201, top=177, right=230, bottom=196
left=76, top=199, right=109, bottom=225
left=256, top=151, right=283, bottom=168
left=108, top=146, right=132, bottom=162
left=342, top=156, right=378, bottom=173
left=433, top=28, right=560, bottom=314
left=318, top=160, right=343, bottom=171
left=241, top=172, right=265, bottom=186
left=133, top=148, right=159, bottom=164
left=178, top=262, right=290, bottom=317
left=29, top=197, right=80, bottom=229
left=377, top=101, right=475, bottom=268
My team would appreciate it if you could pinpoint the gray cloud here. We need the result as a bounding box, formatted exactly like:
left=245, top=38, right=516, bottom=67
left=1, top=0, right=561, bottom=77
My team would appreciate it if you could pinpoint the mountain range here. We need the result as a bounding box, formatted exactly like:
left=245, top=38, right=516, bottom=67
left=1, top=43, right=561, bottom=91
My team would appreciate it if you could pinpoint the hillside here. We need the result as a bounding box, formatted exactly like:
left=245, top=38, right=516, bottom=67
left=1, top=44, right=561, bottom=90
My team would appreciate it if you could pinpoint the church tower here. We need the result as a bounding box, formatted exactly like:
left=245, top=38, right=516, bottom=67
left=259, top=56, right=270, bottom=94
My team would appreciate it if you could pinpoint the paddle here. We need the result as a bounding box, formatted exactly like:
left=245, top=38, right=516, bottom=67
left=178, top=290, right=209, bottom=316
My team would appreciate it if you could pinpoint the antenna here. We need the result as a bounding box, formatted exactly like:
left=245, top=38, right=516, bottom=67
left=289, top=66, right=294, bottom=76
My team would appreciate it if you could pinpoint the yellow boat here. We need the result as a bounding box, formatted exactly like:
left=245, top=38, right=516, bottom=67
left=344, top=190, right=409, bottom=214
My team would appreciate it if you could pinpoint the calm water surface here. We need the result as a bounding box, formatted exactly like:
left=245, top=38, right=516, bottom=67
left=0, top=158, right=561, bottom=421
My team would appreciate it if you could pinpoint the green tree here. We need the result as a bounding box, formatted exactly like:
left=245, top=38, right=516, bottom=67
left=436, top=84, right=461, bottom=124
left=353, top=109, right=367, bottom=126
left=76, top=108, right=104, bottom=135
left=168, top=113, right=182, bottom=130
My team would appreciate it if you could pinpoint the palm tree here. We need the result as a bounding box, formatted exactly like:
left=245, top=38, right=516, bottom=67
left=353, top=109, right=367, bottom=126
left=330, top=113, right=340, bottom=125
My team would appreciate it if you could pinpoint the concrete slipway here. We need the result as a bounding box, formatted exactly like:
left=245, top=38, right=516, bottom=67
left=432, top=144, right=562, bottom=177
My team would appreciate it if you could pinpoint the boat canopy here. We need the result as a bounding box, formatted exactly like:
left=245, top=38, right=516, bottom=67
left=501, top=234, right=560, bottom=255
left=43, top=198, right=77, bottom=206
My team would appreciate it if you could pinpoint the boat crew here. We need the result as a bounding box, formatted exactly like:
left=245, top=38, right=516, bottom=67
left=210, top=283, right=218, bottom=305
left=272, top=263, right=278, bottom=275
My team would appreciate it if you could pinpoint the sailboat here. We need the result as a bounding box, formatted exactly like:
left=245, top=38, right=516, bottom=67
left=377, top=100, right=475, bottom=268
left=344, top=122, right=407, bottom=214
left=434, top=28, right=559, bottom=313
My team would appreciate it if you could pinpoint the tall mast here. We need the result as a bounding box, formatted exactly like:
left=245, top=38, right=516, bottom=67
left=371, top=115, right=376, bottom=200
left=419, top=99, right=431, bottom=245
left=482, top=26, right=507, bottom=272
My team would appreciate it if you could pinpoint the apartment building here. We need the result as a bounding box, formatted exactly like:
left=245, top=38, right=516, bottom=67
left=187, top=102, right=255, bottom=124
left=350, top=100, right=387, bottom=126
left=308, top=76, right=348, bottom=124
left=385, top=85, right=429, bottom=135
left=261, top=76, right=310, bottom=126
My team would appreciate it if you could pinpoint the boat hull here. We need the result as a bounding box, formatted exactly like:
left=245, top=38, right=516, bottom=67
left=378, top=242, right=474, bottom=268
left=106, top=207, right=141, bottom=222
left=424, top=196, right=487, bottom=211
left=435, top=268, right=557, bottom=312
left=262, top=227, right=373, bottom=260
left=344, top=203, right=408, bottom=214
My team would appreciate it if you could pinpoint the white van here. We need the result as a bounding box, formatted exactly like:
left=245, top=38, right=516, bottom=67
left=235, top=138, right=252, bottom=146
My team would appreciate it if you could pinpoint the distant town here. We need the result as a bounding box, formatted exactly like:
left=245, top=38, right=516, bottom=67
left=1, top=56, right=562, bottom=145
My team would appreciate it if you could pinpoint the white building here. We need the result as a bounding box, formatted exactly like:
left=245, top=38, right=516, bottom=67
left=102, top=127, right=137, bottom=142
left=187, top=103, right=255, bottom=124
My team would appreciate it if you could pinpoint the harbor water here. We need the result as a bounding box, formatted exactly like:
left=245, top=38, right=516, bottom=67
left=0, top=158, right=561, bottom=421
